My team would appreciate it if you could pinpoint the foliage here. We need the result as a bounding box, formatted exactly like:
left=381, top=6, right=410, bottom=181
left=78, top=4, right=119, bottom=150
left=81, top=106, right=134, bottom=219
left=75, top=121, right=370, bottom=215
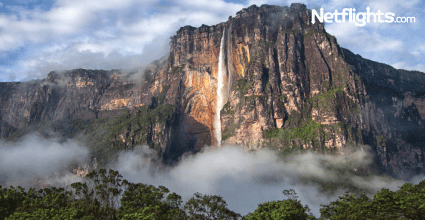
left=6, top=103, right=176, bottom=166
left=263, top=119, right=326, bottom=147
left=304, top=28, right=319, bottom=38
left=83, top=104, right=175, bottom=164
left=0, top=186, right=27, bottom=219
left=118, top=183, right=186, bottom=220
left=1, top=169, right=425, bottom=219
left=221, top=101, right=235, bottom=115
left=264, top=128, right=279, bottom=139
left=2, top=186, right=82, bottom=220
left=222, top=123, right=238, bottom=142
left=320, top=180, right=425, bottom=219
left=184, top=192, right=241, bottom=220
left=320, top=192, right=372, bottom=219
left=158, top=85, right=170, bottom=104
left=71, top=169, right=127, bottom=220
left=376, top=134, right=386, bottom=147
left=235, top=79, right=250, bottom=97
left=310, top=86, right=344, bottom=111
left=172, top=65, right=184, bottom=73
left=280, top=94, right=287, bottom=102
left=246, top=189, right=315, bottom=220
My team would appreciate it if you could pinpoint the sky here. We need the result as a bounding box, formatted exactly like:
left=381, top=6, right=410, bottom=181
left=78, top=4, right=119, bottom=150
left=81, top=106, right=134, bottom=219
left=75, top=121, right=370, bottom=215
left=0, top=0, right=423, bottom=81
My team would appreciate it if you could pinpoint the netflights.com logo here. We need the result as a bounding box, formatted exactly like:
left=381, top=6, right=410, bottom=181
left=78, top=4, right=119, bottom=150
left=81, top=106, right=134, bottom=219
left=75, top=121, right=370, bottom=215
left=312, top=7, right=416, bottom=27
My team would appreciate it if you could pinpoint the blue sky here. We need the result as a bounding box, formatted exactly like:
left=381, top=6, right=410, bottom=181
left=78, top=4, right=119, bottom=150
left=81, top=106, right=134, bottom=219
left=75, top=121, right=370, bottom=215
left=0, top=0, right=423, bottom=81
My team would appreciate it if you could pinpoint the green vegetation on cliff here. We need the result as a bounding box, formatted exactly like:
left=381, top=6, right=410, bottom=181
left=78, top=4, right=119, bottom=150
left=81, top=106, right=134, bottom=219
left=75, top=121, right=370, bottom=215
left=6, top=103, right=176, bottom=166
left=263, top=116, right=328, bottom=152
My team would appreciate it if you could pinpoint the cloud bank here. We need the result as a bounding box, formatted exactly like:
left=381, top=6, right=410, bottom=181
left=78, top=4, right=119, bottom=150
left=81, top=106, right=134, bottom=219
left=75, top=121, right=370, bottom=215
left=111, top=145, right=409, bottom=217
left=0, top=135, right=89, bottom=188
left=0, top=134, right=421, bottom=217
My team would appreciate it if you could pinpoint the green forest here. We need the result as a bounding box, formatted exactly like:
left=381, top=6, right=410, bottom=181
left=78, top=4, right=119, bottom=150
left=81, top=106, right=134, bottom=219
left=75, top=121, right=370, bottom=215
left=1, top=169, right=424, bottom=220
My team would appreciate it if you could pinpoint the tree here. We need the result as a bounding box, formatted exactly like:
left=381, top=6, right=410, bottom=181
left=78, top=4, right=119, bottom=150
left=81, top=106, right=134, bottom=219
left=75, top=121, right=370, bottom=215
left=319, top=192, right=372, bottom=220
left=246, top=189, right=315, bottom=220
left=0, top=186, right=27, bottom=219
left=320, top=179, right=425, bottom=219
left=3, top=187, right=84, bottom=220
left=183, top=192, right=241, bottom=220
left=117, top=183, right=186, bottom=220
left=367, top=188, right=401, bottom=219
left=393, top=181, right=425, bottom=219
left=71, top=169, right=128, bottom=220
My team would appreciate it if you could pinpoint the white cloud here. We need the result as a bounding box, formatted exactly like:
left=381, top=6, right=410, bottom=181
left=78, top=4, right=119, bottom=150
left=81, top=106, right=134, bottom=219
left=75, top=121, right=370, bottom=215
left=392, top=61, right=406, bottom=69
left=367, top=0, right=420, bottom=13
left=0, top=0, right=242, bottom=53
left=178, top=0, right=241, bottom=12
left=409, top=43, right=425, bottom=57
left=326, top=22, right=404, bottom=52
left=0, top=0, right=249, bottom=80
left=0, top=0, right=423, bottom=81
left=76, top=43, right=112, bottom=55
left=112, top=145, right=410, bottom=217
left=0, top=135, right=89, bottom=188
left=0, top=0, right=158, bottom=52
left=13, top=37, right=171, bottom=80
left=411, top=51, right=421, bottom=56
left=420, top=44, right=425, bottom=52
left=392, top=61, right=425, bottom=72
left=411, top=64, right=424, bottom=72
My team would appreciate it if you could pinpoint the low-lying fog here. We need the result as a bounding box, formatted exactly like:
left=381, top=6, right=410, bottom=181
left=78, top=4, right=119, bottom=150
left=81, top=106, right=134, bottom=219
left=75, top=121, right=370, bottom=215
left=1, top=134, right=423, bottom=216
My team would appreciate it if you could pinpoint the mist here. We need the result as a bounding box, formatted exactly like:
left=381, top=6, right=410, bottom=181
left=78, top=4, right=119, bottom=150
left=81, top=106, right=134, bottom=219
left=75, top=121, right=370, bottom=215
left=110, top=144, right=410, bottom=217
left=0, top=135, right=89, bottom=189
left=5, top=33, right=171, bottom=82
left=0, top=135, right=419, bottom=217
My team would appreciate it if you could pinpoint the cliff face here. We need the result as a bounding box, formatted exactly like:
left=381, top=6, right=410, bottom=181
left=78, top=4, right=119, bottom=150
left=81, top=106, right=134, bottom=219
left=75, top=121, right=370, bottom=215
left=0, top=69, right=142, bottom=131
left=161, top=4, right=361, bottom=153
left=0, top=3, right=424, bottom=179
left=343, top=49, right=425, bottom=179
left=151, top=3, right=425, bottom=178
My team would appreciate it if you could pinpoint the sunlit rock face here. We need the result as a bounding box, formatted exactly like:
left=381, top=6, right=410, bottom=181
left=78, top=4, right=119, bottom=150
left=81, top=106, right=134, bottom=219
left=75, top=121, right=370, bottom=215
left=0, top=3, right=425, bottom=179
left=160, top=4, right=425, bottom=179
left=165, top=3, right=355, bottom=151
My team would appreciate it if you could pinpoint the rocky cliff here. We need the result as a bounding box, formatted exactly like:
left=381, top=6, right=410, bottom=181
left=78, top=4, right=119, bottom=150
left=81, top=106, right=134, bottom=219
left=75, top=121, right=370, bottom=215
left=0, top=69, right=142, bottom=130
left=1, top=3, right=424, bottom=179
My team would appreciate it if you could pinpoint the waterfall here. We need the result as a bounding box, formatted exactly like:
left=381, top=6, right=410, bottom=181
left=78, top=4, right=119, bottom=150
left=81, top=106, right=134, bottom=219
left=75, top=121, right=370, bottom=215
left=214, top=29, right=226, bottom=146
left=227, top=24, right=232, bottom=97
